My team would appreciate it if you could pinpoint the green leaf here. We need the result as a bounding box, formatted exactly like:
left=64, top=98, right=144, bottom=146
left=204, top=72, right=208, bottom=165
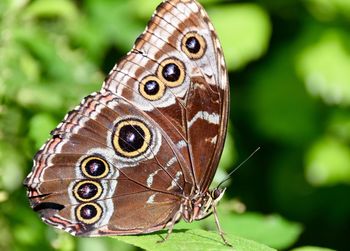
left=209, top=4, right=271, bottom=70
left=246, top=44, right=319, bottom=146
left=304, top=0, right=350, bottom=21
left=328, top=111, right=350, bottom=141
left=132, top=0, right=160, bottom=19
left=24, top=0, right=78, bottom=20
left=0, top=142, right=24, bottom=191
left=296, top=30, right=350, bottom=106
left=82, top=0, right=145, bottom=54
left=218, top=212, right=302, bottom=249
left=305, top=136, right=350, bottom=186
left=16, top=85, right=64, bottom=112
left=168, top=205, right=302, bottom=249
left=78, top=237, right=134, bottom=251
left=290, top=246, right=336, bottom=251
left=219, top=128, right=236, bottom=172
left=114, top=229, right=276, bottom=251
left=28, top=113, right=58, bottom=149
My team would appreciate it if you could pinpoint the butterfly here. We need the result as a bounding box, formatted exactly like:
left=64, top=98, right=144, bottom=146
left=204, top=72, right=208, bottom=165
left=24, top=0, right=230, bottom=245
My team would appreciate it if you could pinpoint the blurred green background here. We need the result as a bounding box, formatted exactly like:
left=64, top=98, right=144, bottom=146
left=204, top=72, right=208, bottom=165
left=1, top=0, right=349, bottom=250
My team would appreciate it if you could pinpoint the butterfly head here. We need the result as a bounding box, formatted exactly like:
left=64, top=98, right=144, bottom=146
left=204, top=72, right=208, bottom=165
left=182, top=188, right=226, bottom=222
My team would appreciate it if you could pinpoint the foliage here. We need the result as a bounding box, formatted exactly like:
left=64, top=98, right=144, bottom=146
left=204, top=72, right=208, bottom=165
left=0, top=0, right=349, bottom=250
left=114, top=229, right=276, bottom=251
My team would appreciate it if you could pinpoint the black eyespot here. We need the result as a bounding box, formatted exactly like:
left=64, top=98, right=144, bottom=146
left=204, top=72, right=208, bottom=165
left=80, top=204, right=97, bottom=220
left=144, top=80, right=160, bottom=96
left=185, top=36, right=201, bottom=54
left=85, top=159, right=106, bottom=177
left=81, top=157, right=109, bottom=179
left=139, top=76, right=166, bottom=101
left=162, top=63, right=181, bottom=82
left=181, top=32, right=207, bottom=59
left=118, top=125, right=145, bottom=153
left=76, top=203, right=102, bottom=224
left=73, top=181, right=102, bottom=202
left=77, top=182, right=98, bottom=200
left=157, top=58, right=185, bottom=87
left=113, top=119, right=151, bottom=158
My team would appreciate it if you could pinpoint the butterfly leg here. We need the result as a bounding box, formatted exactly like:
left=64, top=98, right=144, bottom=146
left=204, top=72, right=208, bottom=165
left=157, top=210, right=182, bottom=244
left=213, top=205, right=232, bottom=247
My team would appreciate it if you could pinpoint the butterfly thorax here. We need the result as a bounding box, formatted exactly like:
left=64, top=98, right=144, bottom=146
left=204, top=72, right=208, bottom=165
left=182, top=188, right=225, bottom=222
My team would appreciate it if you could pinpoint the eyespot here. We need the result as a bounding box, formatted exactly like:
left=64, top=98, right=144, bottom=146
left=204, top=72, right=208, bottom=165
left=157, top=58, right=185, bottom=87
left=76, top=202, right=102, bottom=225
left=81, top=156, right=109, bottom=179
left=181, top=32, right=207, bottom=60
left=112, top=119, right=151, bottom=158
left=139, top=76, right=166, bottom=100
left=73, top=180, right=102, bottom=202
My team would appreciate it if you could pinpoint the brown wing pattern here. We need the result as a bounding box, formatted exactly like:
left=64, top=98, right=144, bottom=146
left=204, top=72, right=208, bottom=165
left=25, top=92, right=185, bottom=235
left=103, top=0, right=229, bottom=192
left=24, top=0, right=229, bottom=236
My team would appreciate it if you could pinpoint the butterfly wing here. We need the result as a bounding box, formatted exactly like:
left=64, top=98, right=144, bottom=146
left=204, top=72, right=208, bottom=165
left=103, top=0, right=229, bottom=191
left=25, top=92, right=187, bottom=235
left=25, top=0, right=229, bottom=236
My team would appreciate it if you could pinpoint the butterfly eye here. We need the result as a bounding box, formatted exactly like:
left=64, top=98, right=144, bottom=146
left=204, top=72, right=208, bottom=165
left=73, top=180, right=102, bottom=202
left=81, top=157, right=109, bottom=179
left=76, top=203, right=102, bottom=225
left=139, top=76, right=166, bottom=100
left=182, top=32, right=207, bottom=59
left=211, top=188, right=222, bottom=200
left=113, top=119, right=151, bottom=158
left=158, top=58, right=186, bottom=87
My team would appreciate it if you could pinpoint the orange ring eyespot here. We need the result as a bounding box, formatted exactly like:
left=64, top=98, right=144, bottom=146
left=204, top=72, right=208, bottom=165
left=73, top=180, right=103, bottom=202
left=81, top=157, right=109, bottom=179
left=181, top=32, right=207, bottom=60
left=113, top=119, right=151, bottom=158
left=139, top=75, right=166, bottom=101
left=76, top=202, right=102, bottom=225
left=157, top=58, right=186, bottom=88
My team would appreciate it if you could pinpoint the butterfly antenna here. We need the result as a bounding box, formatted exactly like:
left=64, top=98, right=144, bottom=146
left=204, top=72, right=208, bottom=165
left=217, top=147, right=261, bottom=189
